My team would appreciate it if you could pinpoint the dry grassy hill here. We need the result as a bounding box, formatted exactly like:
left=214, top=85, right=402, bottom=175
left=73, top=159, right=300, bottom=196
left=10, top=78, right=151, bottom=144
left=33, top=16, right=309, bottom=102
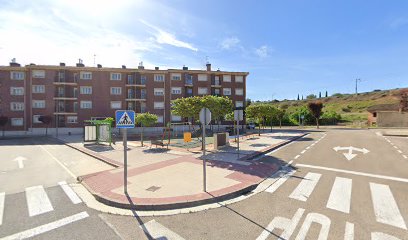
left=269, top=88, right=405, bottom=123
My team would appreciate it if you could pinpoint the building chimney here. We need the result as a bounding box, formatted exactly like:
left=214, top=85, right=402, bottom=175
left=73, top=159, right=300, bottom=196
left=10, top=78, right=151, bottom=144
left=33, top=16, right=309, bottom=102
left=76, top=58, right=84, bottom=67
left=138, top=65, right=144, bottom=70
left=183, top=65, right=188, bottom=70
left=97, top=64, right=102, bottom=68
left=29, top=63, right=36, bottom=66
left=206, top=63, right=211, bottom=71
left=59, top=62, right=66, bottom=67
left=122, top=65, right=126, bottom=69
left=9, top=58, right=20, bottom=67
left=155, top=67, right=159, bottom=70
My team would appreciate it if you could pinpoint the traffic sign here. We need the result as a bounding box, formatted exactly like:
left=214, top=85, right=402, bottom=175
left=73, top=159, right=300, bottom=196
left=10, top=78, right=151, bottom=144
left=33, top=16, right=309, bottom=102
left=115, top=110, right=135, bottom=128
left=234, top=110, right=244, bottom=121
left=199, top=108, right=211, bottom=125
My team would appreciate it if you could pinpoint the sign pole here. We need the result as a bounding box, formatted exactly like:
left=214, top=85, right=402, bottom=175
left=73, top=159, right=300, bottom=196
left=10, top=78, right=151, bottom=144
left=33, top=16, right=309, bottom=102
left=237, top=118, right=240, bottom=159
left=123, top=128, right=128, bottom=193
left=202, top=113, right=206, bottom=192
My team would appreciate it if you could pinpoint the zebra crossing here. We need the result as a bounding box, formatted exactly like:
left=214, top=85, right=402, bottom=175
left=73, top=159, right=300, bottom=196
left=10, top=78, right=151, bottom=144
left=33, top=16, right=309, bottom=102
left=0, top=181, right=82, bottom=226
left=265, top=169, right=408, bottom=230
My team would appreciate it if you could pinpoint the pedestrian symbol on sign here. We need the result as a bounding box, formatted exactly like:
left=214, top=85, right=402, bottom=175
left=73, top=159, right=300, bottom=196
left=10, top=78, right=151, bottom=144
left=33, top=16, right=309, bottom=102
left=115, top=110, right=135, bottom=129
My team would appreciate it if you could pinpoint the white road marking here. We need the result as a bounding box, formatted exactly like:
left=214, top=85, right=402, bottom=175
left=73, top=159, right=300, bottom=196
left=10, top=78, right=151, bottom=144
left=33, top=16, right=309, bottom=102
left=38, top=145, right=77, bottom=179
left=301, top=150, right=306, bottom=154
left=13, top=156, right=27, bottom=169
left=306, top=146, right=310, bottom=150
left=285, top=160, right=294, bottom=167
left=58, top=181, right=82, bottom=204
left=0, top=192, right=5, bottom=226
left=140, top=220, right=185, bottom=240
left=326, top=177, right=352, bottom=213
left=265, top=140, right=297, bottom=156
left=391, top=143, right=394, bottom=145
left=0, top=211, right=89, bottom=240
left=370, top=183, right=407, bottom=230
left=25, top=185, right=54, bottom=217
left=296, top=164, right=408, bottom=183
left=393, top=146, right=398, bottom=149
left=256, top=208, right=305, bottom=240
left=265, top=169, right=296, bottom=193
left=294, top=155, right=300, bottom=159
left=403, top=155, right=407, bottom=159
left=295, top=212, right=331, bottom=240
left=371, top=232, right=401, bottom=240
left=397, top=150, right=402, bottom=153
left=344, top=222, right=354, bottom=240
left=289, top=172, right=321, bottom=201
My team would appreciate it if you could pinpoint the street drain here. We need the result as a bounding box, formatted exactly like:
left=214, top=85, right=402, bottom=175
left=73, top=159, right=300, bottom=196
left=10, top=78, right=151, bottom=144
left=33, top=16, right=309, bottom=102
left=146, top=186, right=161, bottom=192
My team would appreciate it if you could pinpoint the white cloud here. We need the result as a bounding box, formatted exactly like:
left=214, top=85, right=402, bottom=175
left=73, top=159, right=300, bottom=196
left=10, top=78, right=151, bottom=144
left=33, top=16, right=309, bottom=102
left=255, top=45, right=269, bottom=58
left=220, top=37, right=241, bottom=50
left=140, top=19, right=198, bottom=52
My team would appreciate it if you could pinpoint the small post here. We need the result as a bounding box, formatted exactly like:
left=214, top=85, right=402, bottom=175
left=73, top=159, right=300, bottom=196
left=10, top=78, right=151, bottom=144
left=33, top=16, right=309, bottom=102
left=202, top=116, right=206, bottom=192
left=123, top=128, right=128, bottom=193
left=237, top=118, right=240, bottom=160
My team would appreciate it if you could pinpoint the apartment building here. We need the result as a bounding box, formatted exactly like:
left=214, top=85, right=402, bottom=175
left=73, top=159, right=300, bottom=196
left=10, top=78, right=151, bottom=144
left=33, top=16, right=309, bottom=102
left=0, top=60, right=248, bottom=131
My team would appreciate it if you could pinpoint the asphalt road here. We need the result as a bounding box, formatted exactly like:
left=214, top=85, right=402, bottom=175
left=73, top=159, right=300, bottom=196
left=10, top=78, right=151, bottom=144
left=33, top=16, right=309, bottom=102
left=0, top=137, right=120, bottom=240
left=1, top=130, right=408, bottom=240
left=100, top=129, right=408, bottom=240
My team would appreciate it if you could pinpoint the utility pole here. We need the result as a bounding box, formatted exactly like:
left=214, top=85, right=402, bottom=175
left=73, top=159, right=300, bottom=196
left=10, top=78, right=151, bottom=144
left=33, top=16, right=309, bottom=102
left=355, top=78, right=361, bottom=95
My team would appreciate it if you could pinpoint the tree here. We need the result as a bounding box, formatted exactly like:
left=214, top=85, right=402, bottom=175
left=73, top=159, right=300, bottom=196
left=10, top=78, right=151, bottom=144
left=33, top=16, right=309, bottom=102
left=0, top=116, right=8, bottom=138
left=325, top=91, right=328, bottom=98
left=246, top=104, right=270, bottom=136
left=201, top=95, right=233, bottom=130
left=307, top=102, right=324, bottom=129
left=306, top=94, right=317, bottom=99
left=135, top=113, right=158, bottom=146
left=266, top=105, right=278, bottom=132
left=301, top=95, right=304, bottom=100
left=276, top=108, right=286, bottom=128
left=319, top=92, right=322, bottom=98
left=39, top=115, right=52, bottom=136
left=297, top=94, right=300, bottom=101
left=245, top=98, right=252, bottom=107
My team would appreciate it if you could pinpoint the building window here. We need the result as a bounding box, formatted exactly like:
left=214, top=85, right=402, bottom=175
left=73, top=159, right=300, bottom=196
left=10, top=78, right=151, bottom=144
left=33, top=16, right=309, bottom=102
left=33, top=115, right=42, bottom=124
left=213, top=89, right=220, bottom=95
left=110, top=73, right=121, bottom=81
left=10, top=71, right=25, bottom=80
left=223, top=75, right=231, bottom=82
left=80, top=86, right=92, bottom=94
left=11, top=118, right=23, bottom=126
left=32, top=70, right=45, bottom=78
left=110, top=101, right=122, bottom=109
left=373, top=112, right=377, bottom=117
left=223, top=88, right=231, bottom=96
left=140, top=75, right=147, bottom=84
left=236, top=101, right=244, bottom=108
left=154, top=74, right=164, bottom=82
left=67, top=116, right=78, bottom=124
left=110, top=87, right=122, bottom=95
left=80, top=101, right=92, bottom=109
left=171, top=87, right=182, bottom=94
left=32, top=85, right=45, bottom=93
left=235, top=88, right=244, bottom=96
left=171, top=73, right=181, bottom=81
left=32, top=100, right=45, bottom=109
left=10, top=102, right=24, bottom=111
left=154, top=102, right=164, bottom=109
left=171, top=115, right=182, bottom=122
left=154, top=88, right=164, bottom=96
left=157, top=115, right=164, bottom=123
left=198, top=74, right=207, bottom=81
left=80, top=71, right=92, bottom=80
left=127, top=74, right=134, bottom=84
left=10, top=87, right=24, bottom=95
left=235, top=76, right=244, bottom=83
left=198, top=87, right=208, bottom=95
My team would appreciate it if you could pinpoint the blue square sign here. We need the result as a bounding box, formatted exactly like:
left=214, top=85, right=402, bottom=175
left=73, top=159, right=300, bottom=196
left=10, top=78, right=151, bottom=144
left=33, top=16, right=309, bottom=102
left=115, top=110, right=135, bottom=128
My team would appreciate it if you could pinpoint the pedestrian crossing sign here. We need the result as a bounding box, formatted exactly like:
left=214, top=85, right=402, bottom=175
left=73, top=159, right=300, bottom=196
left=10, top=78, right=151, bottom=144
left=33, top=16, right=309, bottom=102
left=115, top=110, right=135, bottom=128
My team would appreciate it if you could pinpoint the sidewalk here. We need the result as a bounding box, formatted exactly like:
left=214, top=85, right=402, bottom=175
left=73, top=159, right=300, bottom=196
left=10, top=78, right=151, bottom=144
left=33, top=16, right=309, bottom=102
left=58, top=131, right=305, bottom=210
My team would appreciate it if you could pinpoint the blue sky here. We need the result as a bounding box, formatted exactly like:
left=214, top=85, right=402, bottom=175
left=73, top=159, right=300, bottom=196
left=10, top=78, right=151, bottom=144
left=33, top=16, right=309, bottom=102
left=0, top=0, right=407, bottom=100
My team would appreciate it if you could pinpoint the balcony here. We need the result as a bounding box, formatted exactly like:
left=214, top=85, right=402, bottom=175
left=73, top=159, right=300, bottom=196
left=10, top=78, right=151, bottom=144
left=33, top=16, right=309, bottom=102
left=184, top=75, right=193, bottom=86
left=53, top=91, right=77, bottom=100
left=54, top=104, right=77, bottom=115
left=126, top=93, right=146, bottom=101
left=126, top=78, right=146, bottom=87
left=211, top=80, right=221, bottom=87
left=53, top=73, right=78, bottom=85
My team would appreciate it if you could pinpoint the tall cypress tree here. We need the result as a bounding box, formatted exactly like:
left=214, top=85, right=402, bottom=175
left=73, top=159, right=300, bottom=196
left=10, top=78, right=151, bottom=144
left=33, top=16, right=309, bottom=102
left=325, top=91, right=328, bottom=98
left=297, top=94, right=300, bottom=101
left=319, top=92, right=321, bottom=98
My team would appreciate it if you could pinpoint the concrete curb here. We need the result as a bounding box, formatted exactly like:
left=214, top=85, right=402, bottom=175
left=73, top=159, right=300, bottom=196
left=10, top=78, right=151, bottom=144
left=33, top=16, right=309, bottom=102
left=80, top=181, right=257, bottom=211
left=53, top=137, right=122, bottom=168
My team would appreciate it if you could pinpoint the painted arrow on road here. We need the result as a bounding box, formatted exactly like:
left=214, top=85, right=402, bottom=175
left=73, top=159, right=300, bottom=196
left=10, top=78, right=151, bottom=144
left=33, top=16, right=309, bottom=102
left=13, top=156, right=27, bottom=169
left=333, top=146, right=370, bottom=161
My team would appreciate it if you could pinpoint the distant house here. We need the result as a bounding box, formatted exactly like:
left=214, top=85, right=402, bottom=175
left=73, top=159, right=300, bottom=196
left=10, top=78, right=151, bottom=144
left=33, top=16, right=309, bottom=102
left=367, top=94, right=408, bottom=127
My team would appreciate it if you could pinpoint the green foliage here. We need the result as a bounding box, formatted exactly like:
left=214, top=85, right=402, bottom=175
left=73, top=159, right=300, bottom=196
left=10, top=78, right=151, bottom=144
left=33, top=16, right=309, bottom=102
left=306, top=94, right=317, bottom=99
left=135, top=113, right=158, bottom=127
left=307, top=101, right=324, bottom=128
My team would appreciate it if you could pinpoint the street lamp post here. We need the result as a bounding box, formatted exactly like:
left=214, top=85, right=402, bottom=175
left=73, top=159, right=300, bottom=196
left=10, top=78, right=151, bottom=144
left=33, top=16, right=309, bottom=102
left=355, top=78, right=361, bottom=95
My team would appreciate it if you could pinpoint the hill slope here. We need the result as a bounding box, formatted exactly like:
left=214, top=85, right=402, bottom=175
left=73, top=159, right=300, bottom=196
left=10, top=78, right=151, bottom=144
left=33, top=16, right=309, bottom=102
left=268, top=88, right=405, bottom=123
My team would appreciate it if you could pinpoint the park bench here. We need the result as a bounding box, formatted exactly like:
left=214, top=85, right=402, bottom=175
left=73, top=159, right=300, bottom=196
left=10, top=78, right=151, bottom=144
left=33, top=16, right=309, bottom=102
left=150, top=137, right=169, bottom=149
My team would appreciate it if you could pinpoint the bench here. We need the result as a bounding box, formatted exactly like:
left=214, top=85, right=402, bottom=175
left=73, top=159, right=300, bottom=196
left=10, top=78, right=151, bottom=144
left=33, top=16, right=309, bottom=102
left=150, top=138, right=169, bottom=149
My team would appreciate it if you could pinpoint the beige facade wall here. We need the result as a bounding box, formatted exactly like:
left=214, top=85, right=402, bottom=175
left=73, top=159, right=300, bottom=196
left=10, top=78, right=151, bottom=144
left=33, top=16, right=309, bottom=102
left=377, top=111, right=408, bottom=127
